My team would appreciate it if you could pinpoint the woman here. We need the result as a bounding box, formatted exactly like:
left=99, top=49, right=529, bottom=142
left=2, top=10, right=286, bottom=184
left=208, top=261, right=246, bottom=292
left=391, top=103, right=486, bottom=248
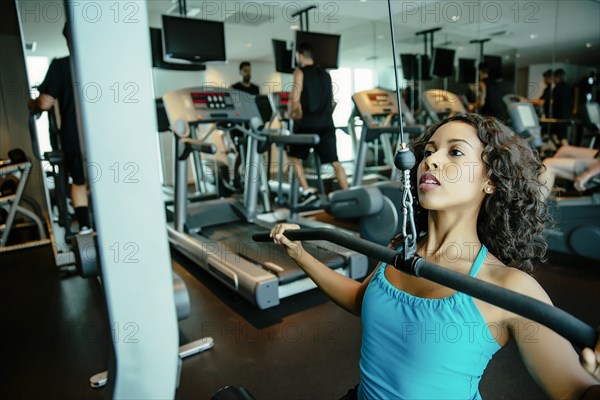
left=269, top=114, right=599, bottom=399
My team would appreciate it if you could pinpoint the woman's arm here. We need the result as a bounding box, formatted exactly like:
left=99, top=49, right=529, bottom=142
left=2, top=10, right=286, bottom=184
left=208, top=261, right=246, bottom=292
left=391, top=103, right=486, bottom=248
left=270, top=223, right=378, bottom=316
left=503, top=270, right=599, bottom=398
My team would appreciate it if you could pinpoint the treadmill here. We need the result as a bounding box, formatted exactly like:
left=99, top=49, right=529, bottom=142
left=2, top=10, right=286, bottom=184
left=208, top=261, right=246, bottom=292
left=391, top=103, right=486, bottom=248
left=163, top=88, right=368, bottom=309
left=349, top=88, right=425, bottom=186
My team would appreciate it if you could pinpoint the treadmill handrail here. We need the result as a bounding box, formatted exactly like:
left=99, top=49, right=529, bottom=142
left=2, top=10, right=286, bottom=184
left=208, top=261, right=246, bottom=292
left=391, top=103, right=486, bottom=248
left=267, top=134, right=320, bottom=146
left=27, top=113, right=43, bottom=161
left=233, top=123, right=320, bottom=146
left=180, top=138, right=217, bottom=155
left=252, top=228, right=597, bottom=351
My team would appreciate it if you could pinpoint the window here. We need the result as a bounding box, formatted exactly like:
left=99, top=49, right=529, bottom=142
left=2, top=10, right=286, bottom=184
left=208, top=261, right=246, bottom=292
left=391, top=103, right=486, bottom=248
left=26, top=56, right=51, bottom=154
left=330, top=67, right=377, bottom=162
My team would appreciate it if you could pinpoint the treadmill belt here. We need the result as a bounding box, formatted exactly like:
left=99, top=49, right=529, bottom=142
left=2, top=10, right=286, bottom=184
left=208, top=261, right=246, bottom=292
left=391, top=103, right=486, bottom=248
left=201, top=223, right=346, bottom=285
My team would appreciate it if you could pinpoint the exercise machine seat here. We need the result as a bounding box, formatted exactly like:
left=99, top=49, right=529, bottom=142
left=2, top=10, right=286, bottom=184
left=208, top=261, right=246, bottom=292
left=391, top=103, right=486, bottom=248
left=328, top=186, right=384, bottom=219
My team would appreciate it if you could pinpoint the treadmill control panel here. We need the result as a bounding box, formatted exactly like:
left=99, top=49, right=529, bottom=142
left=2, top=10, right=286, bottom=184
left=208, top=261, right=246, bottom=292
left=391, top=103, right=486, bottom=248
left=163, top=87, right=262, bottom=137
left=353, top=89, right=399, bottom=117
left=274, top=92, right=290, bottom=108
left=367, top=93, right=394, bottom=107
left=271, top=92, right=291, bottom=119
left=191, top=92, right=235, bottom=110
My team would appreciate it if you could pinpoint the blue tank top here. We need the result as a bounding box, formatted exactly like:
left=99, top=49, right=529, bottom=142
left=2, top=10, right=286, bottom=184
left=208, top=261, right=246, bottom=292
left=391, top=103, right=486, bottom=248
left=358, top=245, right=501, bottom=400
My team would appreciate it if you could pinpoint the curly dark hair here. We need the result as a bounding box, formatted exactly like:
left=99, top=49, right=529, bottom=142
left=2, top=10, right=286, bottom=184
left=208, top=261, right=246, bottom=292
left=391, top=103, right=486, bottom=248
left=395, top=114, right=548, bottom=274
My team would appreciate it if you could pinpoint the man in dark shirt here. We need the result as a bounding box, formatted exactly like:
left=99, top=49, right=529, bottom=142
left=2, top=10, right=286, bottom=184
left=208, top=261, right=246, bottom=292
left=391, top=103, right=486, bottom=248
left=288, top=43, right=348, bottom=206
left=28, top=23, right=91, bottom=232
left=226, top=62, right=260, bottom=190
left=552, top=68, right=574, bottom=146
left=540, top=69, right=553, bottom=117
left=466, top=63, right=508, bottom=121
left=231, top=61, right=260, bottom=96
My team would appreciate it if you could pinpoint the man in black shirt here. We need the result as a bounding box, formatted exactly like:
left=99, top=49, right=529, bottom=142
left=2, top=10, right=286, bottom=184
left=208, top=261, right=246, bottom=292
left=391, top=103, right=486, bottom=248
left=552, top=68, right=574, bottom=146
left=28, top=23, right=91, bottom=232
left=231, top=61, right=260, bottom=96
left=226, top=62, right=260, bottom=190
left=540, top=69, right=553, bottom=117
left=288, top=43, right=348, bottom=206
left=466, top=62, right=508, bottom=122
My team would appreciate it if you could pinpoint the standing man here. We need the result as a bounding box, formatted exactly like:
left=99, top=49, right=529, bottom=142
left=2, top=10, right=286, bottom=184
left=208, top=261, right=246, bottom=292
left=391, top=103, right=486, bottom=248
left=28, top=23, right=91, bottom=233
left=552, top=69, right=574, bottom=146
left=227, top=61, right=260, bottom=190
left=287, top=42, right=348, bottom=206
left=232, top=61, right=260, bottom=96
left=540, top=69, right=553, bottom=117
left=467, top=63, right=507, bottom=121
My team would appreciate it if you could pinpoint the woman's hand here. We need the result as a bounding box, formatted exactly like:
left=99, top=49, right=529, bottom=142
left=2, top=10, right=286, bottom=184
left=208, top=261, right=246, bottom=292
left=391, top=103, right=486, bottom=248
left=270, top=223, right=304, bottom=261
left=581, top=327, right=600, bottom=381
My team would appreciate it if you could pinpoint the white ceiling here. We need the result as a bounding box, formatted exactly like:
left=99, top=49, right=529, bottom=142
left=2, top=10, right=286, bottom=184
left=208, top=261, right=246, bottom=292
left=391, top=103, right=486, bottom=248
left=18, top=0, right=600, bottom=69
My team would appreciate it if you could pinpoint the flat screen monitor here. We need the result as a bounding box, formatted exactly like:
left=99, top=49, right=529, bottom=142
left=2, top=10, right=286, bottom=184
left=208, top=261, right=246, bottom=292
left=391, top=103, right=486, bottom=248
left=400, top=53, right=417, bottom=80
left=517, top=103, right=536, bottom=127
left=419, top=54, right=432, bottom=81
left=586, top=103, right=600, bottom=125
left=431, top=48, right=455, bottom=78
left=401, top=54, right=431, bottom=81
left=162, top=15, right=226, bottom=63
left=484, top=55, right=502, bottom=80
left=457, top=58, right=477, bottom=83
left=272, top=39, right=294, bottom=74
left=294, top=31, right=340, bottom=69
left=149, top=28, right=205, bottom=71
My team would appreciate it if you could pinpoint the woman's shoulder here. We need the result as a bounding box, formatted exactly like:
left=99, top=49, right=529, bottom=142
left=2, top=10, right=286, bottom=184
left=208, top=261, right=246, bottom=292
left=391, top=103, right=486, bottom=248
left=481, top=253, right=551, bottom=305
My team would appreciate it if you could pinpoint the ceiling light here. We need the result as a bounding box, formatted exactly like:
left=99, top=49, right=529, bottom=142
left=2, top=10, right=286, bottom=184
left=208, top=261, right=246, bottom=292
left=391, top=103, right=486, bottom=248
left=586, top=42, right=592, bottom=48
left=290, top=24, right=299, bottom=30
left=529, top=33, right=538, bottom=39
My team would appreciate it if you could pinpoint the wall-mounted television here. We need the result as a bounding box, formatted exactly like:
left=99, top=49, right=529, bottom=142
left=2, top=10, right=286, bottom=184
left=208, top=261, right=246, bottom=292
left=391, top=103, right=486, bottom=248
left=484, top=55, right=502, bottom=80
left=419, top=54, right=432, bottom=81
left=431, top=47, right=455, bottom=78
left=149, top=28, right=205, bottom=71
left=272, top=39, right=294, bottom=74
left=457, top=58, right=477, bottom=83
left=400, top=53, right=417, bottom=80
left=399, top=53, right=431, bottom=81
left=294, top=31, right=340, bottom=69
left=162, top=15, right=226, bottom=64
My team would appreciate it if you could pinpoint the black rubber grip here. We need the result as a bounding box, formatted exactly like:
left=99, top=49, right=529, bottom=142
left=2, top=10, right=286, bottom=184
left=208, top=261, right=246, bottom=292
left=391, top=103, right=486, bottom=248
left=193, top=142, right=217, bottom=154
left=253, top=228, right=597, bottom=350
left=268, top=134, right=320, bottom=146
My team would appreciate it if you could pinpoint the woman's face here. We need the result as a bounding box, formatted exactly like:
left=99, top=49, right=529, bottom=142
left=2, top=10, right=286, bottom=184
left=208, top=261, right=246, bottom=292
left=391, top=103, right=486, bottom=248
left=417, top=121, right=491, bottom=211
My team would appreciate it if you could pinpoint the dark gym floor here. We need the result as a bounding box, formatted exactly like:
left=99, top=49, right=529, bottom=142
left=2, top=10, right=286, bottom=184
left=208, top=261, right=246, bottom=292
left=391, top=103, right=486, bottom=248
left=2, top=243, right=599, bottom=399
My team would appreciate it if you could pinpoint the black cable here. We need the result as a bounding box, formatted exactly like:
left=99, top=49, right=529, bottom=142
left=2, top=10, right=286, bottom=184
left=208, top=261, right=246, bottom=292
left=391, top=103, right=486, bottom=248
left=385, top=0, right=406, bottom=145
